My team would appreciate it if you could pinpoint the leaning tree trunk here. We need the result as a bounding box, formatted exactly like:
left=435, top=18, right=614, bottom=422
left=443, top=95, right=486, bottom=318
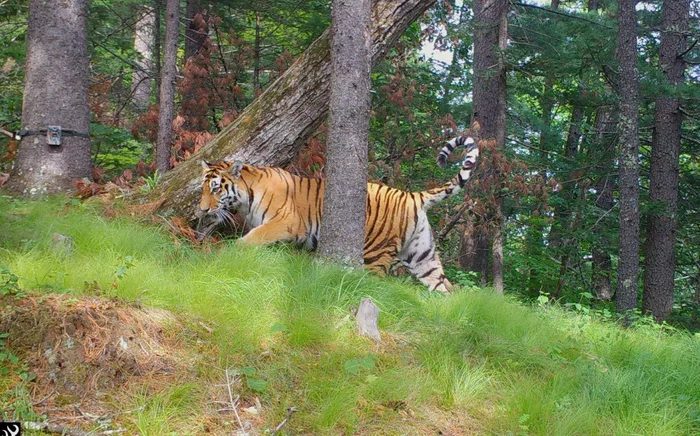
left=156, top=0, right=180, bottom=173
left=146, top=0, right=437, bottom=220
left=6, top=0, right=91, bottom=196
left=615, top=0, right=641, bottom=314
left=318, top=0, right=372, bottom=265
left=643, top=0, right=689, bottom=322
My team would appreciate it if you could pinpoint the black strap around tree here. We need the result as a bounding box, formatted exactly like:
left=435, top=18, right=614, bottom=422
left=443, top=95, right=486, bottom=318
left=16, top=129, right=91, bottom=139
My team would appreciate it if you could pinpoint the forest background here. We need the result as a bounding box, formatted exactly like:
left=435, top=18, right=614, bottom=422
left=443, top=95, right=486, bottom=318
left=0, top=0, right=699, bottom=326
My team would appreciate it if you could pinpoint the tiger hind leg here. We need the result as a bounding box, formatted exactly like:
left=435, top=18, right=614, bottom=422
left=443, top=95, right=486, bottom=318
left=399, top=236, right=452, bottom=294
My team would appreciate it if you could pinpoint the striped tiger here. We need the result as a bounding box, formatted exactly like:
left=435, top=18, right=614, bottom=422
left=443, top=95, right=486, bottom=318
left=198, top=135, right=478, bottom=293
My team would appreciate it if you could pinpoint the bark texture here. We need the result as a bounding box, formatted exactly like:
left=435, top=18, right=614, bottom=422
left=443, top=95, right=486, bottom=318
left=615, top=0, right=641, bottom=313
left=356, top=298, right=381, bottom=343
left=156, top=0, right=180, bottom=173
left=6, top=0, right=91, bottom=196
left=317, top=0, right=372, bottom=265
left=642, top=0, right=689, bottom=321
left=153, top=0, right=162, bottom=106
left=147, top=0, right=437, bottom=220
left=468, top=0, right=508, bottom=293
left=132, top=7, right=155, bottom=109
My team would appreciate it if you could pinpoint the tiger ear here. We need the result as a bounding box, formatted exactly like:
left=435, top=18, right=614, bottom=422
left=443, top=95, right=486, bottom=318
left=229, top=160, right=244, bottom=178
left=201, top=160, right=212, bottom=171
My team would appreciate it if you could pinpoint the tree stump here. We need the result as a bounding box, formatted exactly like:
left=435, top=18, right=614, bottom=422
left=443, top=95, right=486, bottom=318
left=355, top=298, right=381, bottom=343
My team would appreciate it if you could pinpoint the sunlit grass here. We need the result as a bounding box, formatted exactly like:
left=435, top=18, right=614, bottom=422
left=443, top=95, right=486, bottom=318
left=1, top=195, right=699, bottom=434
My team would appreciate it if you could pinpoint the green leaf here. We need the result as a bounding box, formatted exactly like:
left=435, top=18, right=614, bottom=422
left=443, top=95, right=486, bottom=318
left=344, top=359, right=362, bottom=375
left=246, top=378, right=268, bottom=392
left=241, top=366, right=257, bottom=376
left=270, top=322, right=287, bottom=333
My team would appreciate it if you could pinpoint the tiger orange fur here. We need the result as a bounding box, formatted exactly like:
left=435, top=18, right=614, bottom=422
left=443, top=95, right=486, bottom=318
left=198, top=135, right=479, bottom=293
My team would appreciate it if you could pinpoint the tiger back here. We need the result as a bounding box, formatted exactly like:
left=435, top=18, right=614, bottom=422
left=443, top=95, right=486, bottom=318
left=198, top=135, right=479, bottom=293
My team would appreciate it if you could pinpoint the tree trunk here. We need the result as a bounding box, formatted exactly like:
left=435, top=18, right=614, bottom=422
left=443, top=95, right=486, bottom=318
left=317, top=0, right=372, bottom=265
left=132, top=7, right=155, bottom=110
left=6, top=0, right=91, bottom=196
left=471, top=0, right=508, bottom=294
left=184, top=0, right=207, bottom=61
left=591, top=105, right=616, bottom=301
left=153, top=0, right=162, bottom=106
left=642, top=0, right=689, bottom=322
left=156, top=0, right=180, bottom=173
left=615, top=0, right=641, bottom=314
left=147, top=0, right=437, bottom=220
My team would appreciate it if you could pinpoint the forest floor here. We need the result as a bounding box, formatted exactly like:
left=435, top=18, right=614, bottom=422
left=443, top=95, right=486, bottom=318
left=0, top=195, right=699, bottom=435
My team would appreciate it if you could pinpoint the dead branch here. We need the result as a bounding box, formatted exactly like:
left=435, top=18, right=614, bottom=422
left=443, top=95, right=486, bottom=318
left=225, top=367, right=247, bottom=435
left=271, top=407, right=298, bottom=435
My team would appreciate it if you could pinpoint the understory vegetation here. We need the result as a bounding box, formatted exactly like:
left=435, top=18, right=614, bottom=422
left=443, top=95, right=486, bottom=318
left=1, top=196, right=698, bottom=435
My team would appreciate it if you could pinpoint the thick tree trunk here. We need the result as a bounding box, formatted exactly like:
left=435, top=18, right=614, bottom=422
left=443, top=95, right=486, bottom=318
left=592, top=105, right=616, bottom=301
left=6, top=0, right=91, bottom=196
left=147, top=0, right=437, bottom=220
left=615, top=0, right=641, bottom=314
left=132, top=7, right=155, bottom=110
left=156, top=0, right=180, bottom=173
left=184, top=0, right=207, bottom=61
left=642, top=0, right=689, bottom=322
left=317, top=0, right=372, bottom=265
left=470, top=0, right=508, bottom=293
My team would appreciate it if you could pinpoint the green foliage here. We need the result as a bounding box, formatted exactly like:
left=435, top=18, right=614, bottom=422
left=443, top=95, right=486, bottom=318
left=0, top=264, right=23, bottom=297
left=1, top=197, right=699, bottom=434
left=91, top=123, right=150, bottom=174
left=343, top=354, right=376, bottom=375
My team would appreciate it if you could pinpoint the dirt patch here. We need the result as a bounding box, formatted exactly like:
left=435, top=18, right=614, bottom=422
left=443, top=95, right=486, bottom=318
left=0, top=293, right=193, bottom=427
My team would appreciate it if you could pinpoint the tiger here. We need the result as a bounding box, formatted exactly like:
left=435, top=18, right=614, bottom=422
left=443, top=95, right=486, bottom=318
left=197, top=135, right=479, bottom=293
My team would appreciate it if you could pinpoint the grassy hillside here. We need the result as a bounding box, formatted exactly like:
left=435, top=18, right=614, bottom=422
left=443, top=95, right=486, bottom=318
left=1, top=195, right=699, bottom=435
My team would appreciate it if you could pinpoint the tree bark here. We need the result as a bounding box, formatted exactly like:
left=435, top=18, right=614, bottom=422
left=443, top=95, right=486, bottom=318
left=615, top=0, right=641, bottom=314
left=6, top=0, right=91, bottom=196
left=471, top=0, right=508, bottom=294
left=356, top=298, right=381, bottom=342
left=317, top=0, right=372, bottom=265
left=642, top=0, right=689, bottom=322
left=156, top=0, right=180, bottom=173
left=132, top=7, right=155, bottom=110
left=153, top=0, right=162, bottom=106
left=147, top=0, right=437, bottom=220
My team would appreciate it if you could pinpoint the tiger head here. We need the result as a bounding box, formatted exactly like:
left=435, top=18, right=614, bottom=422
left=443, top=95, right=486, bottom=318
left=198, top=160, right=247, bottom=221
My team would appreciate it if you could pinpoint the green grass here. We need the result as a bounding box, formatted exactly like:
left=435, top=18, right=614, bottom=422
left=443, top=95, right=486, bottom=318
left=1, top=195, right=699, bottom=435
